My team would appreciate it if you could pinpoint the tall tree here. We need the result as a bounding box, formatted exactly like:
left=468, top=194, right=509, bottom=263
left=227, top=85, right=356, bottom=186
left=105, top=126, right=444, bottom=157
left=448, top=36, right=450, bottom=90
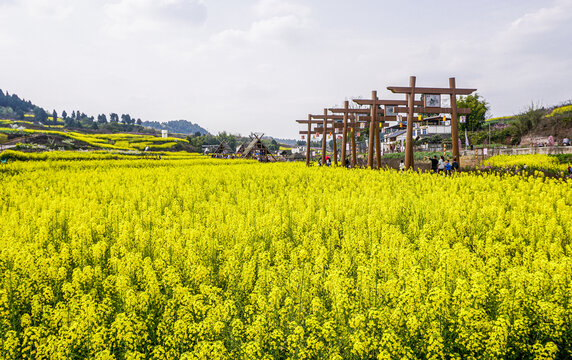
left=136, top=118, right=142, bottom=126
left=121, top=114, right=131, bottom=124
left=52, top=110, right=58, bottom=125
left=457, top=93, right=489, bottom=131
left=110, top=113, right=119, bottom=122
left=64, top=115, right=74, bottom=127
left=62, top=110, right=67, bottom=120
left=34, top=107, right=48, bottom=123
left=97, top=114, right=108, bottom=124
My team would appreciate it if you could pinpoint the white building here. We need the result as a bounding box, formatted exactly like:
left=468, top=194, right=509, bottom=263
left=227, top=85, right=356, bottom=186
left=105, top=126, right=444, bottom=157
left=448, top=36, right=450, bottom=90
left=291, top=146, right=306, bottom=154
left=382, top=115, right=452, bottom=152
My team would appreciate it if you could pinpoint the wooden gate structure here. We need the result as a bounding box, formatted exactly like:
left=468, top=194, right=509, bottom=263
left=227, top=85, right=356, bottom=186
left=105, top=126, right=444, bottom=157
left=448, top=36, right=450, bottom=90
left=353, top=94, right=422, bottom=169
left=299, top=109, right=377, bottom=167
left=310, top=110, right=344, bottom=165
left=387, top=76, right=476, bottom=170
left=296, top=116, right=324, bottom=166
left=295, top=76, right=476, bottom=170
left=328, top=101, right=370, bottom=168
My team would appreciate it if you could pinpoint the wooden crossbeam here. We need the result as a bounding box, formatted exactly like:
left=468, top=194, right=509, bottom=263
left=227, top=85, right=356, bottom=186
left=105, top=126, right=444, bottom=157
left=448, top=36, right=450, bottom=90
left=380, top=115, right=400, bottom=121
left=344, top=122, right=387, bottom=128
left=296, top=120, right=324, bottom=124
left=300, top=129, right=334, bottom=134
left=392, top=107, right=471, bottom=114
left=301, top=128, right=354, bottom=135
left=347, top=114, right=375, bottom=120
left=353, top=99, right=423, bottom=106
left=328, top=108, right=370, bottom=114
left=311, top=114, right=344, bottom=120
left=354, top=114, right=384, bottom=121
left=313, top=123, right=345, bottom=130
left=387, top=86, right=476, bottom=95
left=301, top=131, right=334, bottom=135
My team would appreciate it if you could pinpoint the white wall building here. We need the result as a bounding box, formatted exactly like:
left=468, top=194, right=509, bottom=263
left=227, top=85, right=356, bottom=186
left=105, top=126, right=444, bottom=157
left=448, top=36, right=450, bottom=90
left=382, top=116, right=452, bottom=152
left=291, top=146, right=306, bottom=154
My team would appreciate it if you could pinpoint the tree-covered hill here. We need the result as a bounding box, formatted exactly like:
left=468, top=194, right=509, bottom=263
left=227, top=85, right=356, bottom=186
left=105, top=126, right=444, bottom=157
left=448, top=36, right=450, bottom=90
left=0, top=89, right=37, bottom=119
left=142, top=120, right=210, bottom=135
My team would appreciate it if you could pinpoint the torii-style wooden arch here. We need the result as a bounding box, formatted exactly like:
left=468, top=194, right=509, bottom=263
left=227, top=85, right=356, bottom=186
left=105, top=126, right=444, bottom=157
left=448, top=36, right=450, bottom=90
left=296, top=116, right=327, bottom=166
left=298, top=108, right=378, bottom=167
left=329, top=101, right=370, bottom=168
left=353, top=92, right=421, bottom=169
left=388, top=76, right=476, bottom=170
left=298, top=111, right=344, bottom=165
left=313, top=110, right=344, bottom=166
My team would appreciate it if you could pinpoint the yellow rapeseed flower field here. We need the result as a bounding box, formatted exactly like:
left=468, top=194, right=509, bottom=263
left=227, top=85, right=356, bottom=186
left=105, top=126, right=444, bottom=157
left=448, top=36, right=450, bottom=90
left=1, top=157, right=571, bottom=359
left=483, top=154, right=570, bottom=172
left=547, top=105, right=572, bottom=118
left=0, top=128, right=188, bottom=151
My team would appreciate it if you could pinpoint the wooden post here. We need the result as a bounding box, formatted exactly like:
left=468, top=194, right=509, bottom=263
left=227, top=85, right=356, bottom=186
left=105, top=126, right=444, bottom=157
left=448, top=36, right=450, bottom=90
left=341, top=101, right=348, bottom=167
left=351, top=114, right=357, bottom=167
left=322, top=108, right=327, bottom=165
left=306, top=114, right=311, bottom=166
left=449, top=77, right=460, bottom=168
left=367, top=90, right=377, bottom=169
left=405, top=76, right=416, bottom=170
left=332, top=119, right=338, bottom=166
left=330, top=106, right=369, bottom=168
left=375, top=111, right=381, bottom=169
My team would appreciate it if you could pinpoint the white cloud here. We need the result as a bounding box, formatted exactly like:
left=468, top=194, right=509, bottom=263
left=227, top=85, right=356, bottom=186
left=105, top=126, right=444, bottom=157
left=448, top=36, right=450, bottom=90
left=0, top=0, right=75, bottom=19
left=103, top=0, right=207, bottom=36
left=210, top=0, right=310, bottom=46
left=508, top=0, right=572, bottom=35
left=253, top=0, right=309, bottom=19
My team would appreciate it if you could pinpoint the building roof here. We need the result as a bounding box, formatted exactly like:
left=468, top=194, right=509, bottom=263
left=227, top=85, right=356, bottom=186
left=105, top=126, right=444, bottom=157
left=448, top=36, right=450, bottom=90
left=385, top=129, right=407, bottom=139
left=236, top=143, right=246, bottom=153
left=242, top=135, right=272, bottom=157
left=213, top=142, right=233, bottom=154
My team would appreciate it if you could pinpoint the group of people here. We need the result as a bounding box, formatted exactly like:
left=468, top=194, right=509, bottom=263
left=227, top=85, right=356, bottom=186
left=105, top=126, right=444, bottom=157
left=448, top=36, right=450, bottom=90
left=210, top=153, right=237, bottom=159
left=317, top=155, right=332, bottom=166
left=431, top=155, right=458, bottom=174
left=398, top=155, right=458, bottom=174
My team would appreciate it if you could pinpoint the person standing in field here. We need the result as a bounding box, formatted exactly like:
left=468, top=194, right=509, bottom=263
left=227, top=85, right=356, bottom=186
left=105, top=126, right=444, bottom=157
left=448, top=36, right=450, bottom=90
left=452, top=157, right=459, bottom=172
left=430, top=155, right=438, bottom=172
left=445, top=159, right=452, bottom=175
left=438, top=156, right=445, bottom=173
left=399, top=160, right=405, bottom=172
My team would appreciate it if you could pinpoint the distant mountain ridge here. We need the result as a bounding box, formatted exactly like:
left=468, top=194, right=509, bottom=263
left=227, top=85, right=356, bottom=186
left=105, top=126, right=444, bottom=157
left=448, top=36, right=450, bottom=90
left=142, top=120, right=210, bottom=135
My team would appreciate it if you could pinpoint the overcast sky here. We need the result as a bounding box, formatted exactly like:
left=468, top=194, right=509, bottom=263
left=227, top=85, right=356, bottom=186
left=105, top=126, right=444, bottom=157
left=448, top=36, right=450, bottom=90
left=1, top=0, right=570, bottom=138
